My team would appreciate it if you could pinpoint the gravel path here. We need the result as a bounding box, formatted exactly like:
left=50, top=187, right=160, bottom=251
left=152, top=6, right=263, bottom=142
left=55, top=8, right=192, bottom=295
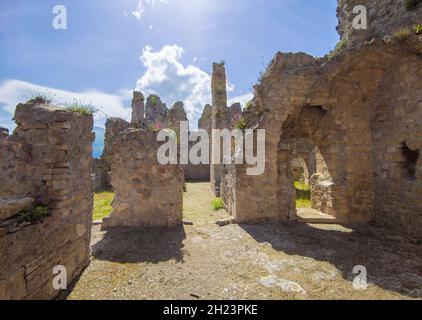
left=64, top=184, right=422, bottom=300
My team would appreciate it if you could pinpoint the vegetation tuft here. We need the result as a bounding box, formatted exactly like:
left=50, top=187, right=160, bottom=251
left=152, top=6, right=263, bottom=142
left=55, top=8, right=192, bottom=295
left=20, top=205, right=49, bottom=223
left=211, top=197, right=225, bottom=211
left=235, top=117, right=247, bottom=130
left=413, top=24, right=422, bottom=35
left=392, top=27, right=413, bottom=41
left=25, top=90, right=53, bottom=105
left=63, top=101, right=98, bottom=115
left=327, top=39, right=348, bottom=59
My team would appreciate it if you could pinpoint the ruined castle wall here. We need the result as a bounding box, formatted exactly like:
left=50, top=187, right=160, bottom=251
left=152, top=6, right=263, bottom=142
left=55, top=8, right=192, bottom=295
left=0, top=103, right=94, bottom=299
left=95, top=117, right=131, bottom=190
left=372, top=55, right=422, bottom=238
left=337, top=0, right=422, bottom=45
left=104, top=129, right=184, bottom=228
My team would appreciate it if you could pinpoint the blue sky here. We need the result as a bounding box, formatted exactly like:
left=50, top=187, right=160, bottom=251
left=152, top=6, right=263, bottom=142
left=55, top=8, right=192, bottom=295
left=0, top=0, right=339, bottom=157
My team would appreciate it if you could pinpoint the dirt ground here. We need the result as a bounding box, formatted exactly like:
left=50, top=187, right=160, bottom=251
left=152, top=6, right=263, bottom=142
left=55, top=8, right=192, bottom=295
left=65, top=183, right=422, bottom=300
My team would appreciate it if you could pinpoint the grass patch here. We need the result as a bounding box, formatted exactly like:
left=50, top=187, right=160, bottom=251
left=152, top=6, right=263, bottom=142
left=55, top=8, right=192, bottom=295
left=149, top=95, right=158, bottom=105
left=211, top=197, right=225, bottom=211
left=63, top=101, right=98, bottom=115
left=245, top=100, right=253, bottom=110
left=235, top=117, right=247, bottom=130
left=25, top=90, right=53, bottom=105
left=393, top=27, right=413, bottom=42
left=327, top=39, right=348, bottom=59
left=295, top=181, right=311, bottom=208
left=93, top=190, right=114, bottom=221
left=20, top=205, right=49, bottom=223
left=413, top=24, right=422, bottom=35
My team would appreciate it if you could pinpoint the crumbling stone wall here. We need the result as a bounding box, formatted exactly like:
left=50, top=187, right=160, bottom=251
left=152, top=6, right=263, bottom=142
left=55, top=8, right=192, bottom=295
left=337, top=0, right=422, bottom=46
left=224, top=30, right=421, bottom=233
left=168, top=101, right=188, bottom=128
left=103, top=129, right=184, bottom=228
left=210, top=64, right=245, bottom=195
left=94, top=117, right=131, bottom=190
left=145, top=95, right=169, bottom=129
left=371, top=52, right=422, bottom=238
left=0, top=102, right=94, bottom=299
left=131, top=91, right=145, bottom=128
left=199, top=104, right=212, bottom=133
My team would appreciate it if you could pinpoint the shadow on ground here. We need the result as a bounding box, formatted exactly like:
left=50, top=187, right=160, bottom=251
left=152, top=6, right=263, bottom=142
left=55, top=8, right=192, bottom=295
left=240, top=222, right=422, bottom=299
left=92, top=226, right=186, bottom=264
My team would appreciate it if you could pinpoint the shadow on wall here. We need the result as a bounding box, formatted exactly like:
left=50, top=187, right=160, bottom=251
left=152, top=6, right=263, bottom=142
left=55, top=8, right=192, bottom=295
left=92, top=226, right=186, bottom=264
left=240, top=223, right=422, bottom=299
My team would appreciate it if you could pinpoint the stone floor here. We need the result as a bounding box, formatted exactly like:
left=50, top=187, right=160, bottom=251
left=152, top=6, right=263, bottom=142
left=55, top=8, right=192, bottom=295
left=63, top=183, right=422, bottom=300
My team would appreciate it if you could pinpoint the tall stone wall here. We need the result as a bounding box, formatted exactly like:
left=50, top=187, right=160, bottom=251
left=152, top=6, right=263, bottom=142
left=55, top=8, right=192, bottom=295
left=225, top=33, right=421, bottom=230
left=95, top=117, right=131, bottom=190
left=168, top=101, right=188, bottom=128
left=198, top=104, right=212, bottom=133
left=211, top=63, right=228, bottom=195
left=103, top=129, right=184, bottom=228
left=131, top=91, right=145, bottom=128
left=337, top=0, right=422, bottom=45
left=145, top=95, right=169, bottom=129
left=372, top=53, right=422, bottom=238
left=210, top=64, right=245, bottom=195
left=0, top=102, right=94, bottom=299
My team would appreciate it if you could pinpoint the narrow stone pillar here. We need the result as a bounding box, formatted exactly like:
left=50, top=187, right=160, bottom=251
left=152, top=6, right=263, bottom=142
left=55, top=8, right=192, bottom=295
left=211, top=62, right=228, bottom=196
left=131, top=91, right=145, bottom=128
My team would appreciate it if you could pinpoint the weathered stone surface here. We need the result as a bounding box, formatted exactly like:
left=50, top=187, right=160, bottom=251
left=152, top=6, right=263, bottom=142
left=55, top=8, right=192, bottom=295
left=0, top=197, right=34, bottom=221
left=103, top=129, right=184, bottom=228
left=337, top=0, right=422, bottom=46
left=131, top=91, right=145, bottom=128
left=101, top=117, right=131, bottom=168
left=168, top=101, right=188, bottom=128
left=222, top=33, right=422, bottom=238
left=198, top=104, right=212, bottom=133
left=145, top=94, right=168, bottom=129
left=0, top=102, right=94, bottom=300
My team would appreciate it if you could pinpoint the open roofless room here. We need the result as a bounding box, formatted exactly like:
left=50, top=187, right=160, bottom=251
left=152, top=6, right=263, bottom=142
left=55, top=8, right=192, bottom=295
left=0, top=0, right=421, bottom=306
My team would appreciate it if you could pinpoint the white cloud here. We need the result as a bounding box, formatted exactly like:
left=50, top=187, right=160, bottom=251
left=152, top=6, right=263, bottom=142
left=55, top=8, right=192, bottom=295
left=136, top=44, right=212, bottom=128
left=0, top=79, right=131, bottom=129
left=132, top=0, right=168, bottom=21
left=135, top=44, right=251, bottom=128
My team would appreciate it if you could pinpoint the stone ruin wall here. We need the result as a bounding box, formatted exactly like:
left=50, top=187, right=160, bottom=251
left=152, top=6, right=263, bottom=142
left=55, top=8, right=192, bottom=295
left=0, top=103, right=94, bottom=299
left=103, top=129, right=184, bottom=228
left=337, top=0, right=422, bottom=46
left=371, top=52, right=422, bottom=237
left=210, top=63, right=243, bottom=196
left=94, top=92, right=211, bottom=190
left=221, top=0, right=422, bottom=238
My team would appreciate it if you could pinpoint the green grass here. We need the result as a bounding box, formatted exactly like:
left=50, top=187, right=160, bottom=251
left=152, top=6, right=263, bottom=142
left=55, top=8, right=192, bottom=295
left=93, top=190, right=114, bottom=221
left=413, top=24, right=422, bottom=35
left=327, top=39, right=348, bottom=59
left=211, top=197, right=225, bottom=211
left=235, top=117, right=247, bottom=130
left=393, top=27, right=413, bottom=42
left=295, top=181, right=311, bottom=208
left=20, top=205, right=49, bottom=223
